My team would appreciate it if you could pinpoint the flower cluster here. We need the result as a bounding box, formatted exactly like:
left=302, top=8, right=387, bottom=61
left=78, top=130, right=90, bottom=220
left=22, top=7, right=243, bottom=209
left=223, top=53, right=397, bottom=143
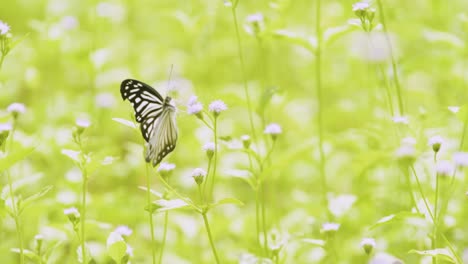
left=352, top=2, right=376, bottom=32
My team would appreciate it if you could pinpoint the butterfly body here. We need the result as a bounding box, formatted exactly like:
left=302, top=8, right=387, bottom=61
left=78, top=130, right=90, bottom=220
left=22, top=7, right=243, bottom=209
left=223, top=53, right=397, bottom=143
left=120, top=79, right=178, bottom=166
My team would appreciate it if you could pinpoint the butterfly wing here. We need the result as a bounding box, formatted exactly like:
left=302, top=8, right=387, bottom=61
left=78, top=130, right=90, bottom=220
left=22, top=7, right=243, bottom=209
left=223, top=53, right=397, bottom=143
left=145, top=105, right=178, bottom=166
left=120, top=79, right=164, bottom=142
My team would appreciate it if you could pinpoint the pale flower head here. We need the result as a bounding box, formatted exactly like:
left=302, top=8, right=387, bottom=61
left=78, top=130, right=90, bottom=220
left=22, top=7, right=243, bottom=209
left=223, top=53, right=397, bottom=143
left=436, top=160, right=454, bottom=177
left=7, top=103, right=26, bottom=117
left=360, top=237, right=376, bottom=255
left=264, top=123, right=282, bottom=140
left=208, top=100, right=227, bottom=116
left=187, top=96, right=203, bottom=116
left=453, top=152, right=468, bottom=167
left=158, top=162, right=176, bottom=178
left=241, top=134, right=251, bottom=148
left=75, top=118, right=91, bottom=129
left=392, top=115, right=409, bottom=125
left=428, top=135, right=444, bottom=152
left=191, top=168, right=206, bottom=185
left=353, top=2, right=370, bottom=12
left=0, top=20, right=10, bottom=35
left=203, top=142, right=215, bottom=159
left=321, top=222, right=340, bottom=234
left=114, top=225, right=133, bottom=236
left=395, top=145, right=416, bottom=164
left=448, top=106, right=460, bottom=114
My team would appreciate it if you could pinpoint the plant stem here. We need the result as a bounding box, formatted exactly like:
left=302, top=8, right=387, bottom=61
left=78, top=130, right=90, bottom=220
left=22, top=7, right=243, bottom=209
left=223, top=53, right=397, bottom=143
left=433, top=170, right=439, bottom=264
left=209, top=117, right=218, bottom=200
left=376, top=0, right=404, bottom=115
left=81, top=168, right=88, bottom=264
left=202, top=212, right=220, bottom=264
left=146, top=163, right=156, bottom=264
left=231, top=4, right=258, bottom=147
left=202, top=158, right=212, bottom=201
left=315, top=0, right=328, bottom=216
left=158, top=211, right=169, bottom=264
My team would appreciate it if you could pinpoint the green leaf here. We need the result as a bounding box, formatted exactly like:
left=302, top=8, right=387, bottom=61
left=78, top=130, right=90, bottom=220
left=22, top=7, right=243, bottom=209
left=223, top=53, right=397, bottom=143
left=209, top=197, right=244, bottom=210
left=11, top=248, right=40, bottom=261
left=19, top=185, right=53, bottom=214
left=257, top=86, right=279, bottom=115
left=226, top=169, right=256, bottom=190
left=107, top=232, right=127, bottom=263
left=1, top=173, right=44, bottom=200
left=272, top=29, right=316, bottom=52
left=409, top=248, right=457, bottom=263
left=301, top=238, right=325, bottom=247
left=138, top=186, right=163, bottom=198
left=423, top=29, right=465, bottom=50
left=370, top=211, right=423, bottom=230
left=112, top=118, right=138, bottom=129
left=0, top=146, right=35, bottom=172
left=154, top=199, right=189, bottom=213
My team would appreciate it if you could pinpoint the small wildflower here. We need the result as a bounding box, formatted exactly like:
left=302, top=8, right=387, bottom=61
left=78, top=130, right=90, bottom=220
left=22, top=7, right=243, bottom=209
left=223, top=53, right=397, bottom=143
left=401, top=137, right=416, bottom=146
left=96, top=92, right=116, bottom=108
left=187, top=96, right=203, bottom=118
left=7, top=103, right=26, bottom=119
left=245, top=13, right=265, bottom=36
left=191, top=168, right=206, bottom=185
left=203, top=142, right=215, bottom=159
left=241, top=135, right=251, bottom=149
left=107, top=231, right=124, bottom=247
left=75, top=117, right=91, bottom=136
left=0, top=21, right=10, bottom=35
left=321, top=222, right=340, bottom=234
left=448, top=106, right=460, bottom=114
left=115, top=225, right=133, bottom=236
left=392, top=116, right=409, bottom=125
left=395, top=145, right=416, bottom=165
left=158, top=162, right=176, bottom=179
left=0, top=123, right=12, bottom=149
left=34, top=234, right=44, bottom=253
left=436, top=160, right=454, bottom=178
left=428, top=136, right=444, bottom=153
left=126, top=244, right=134, bottom=257
left=34, top=234, right=44, bottom=241
left=264, top=123, right=282, bottom=140
left=360, top=238, right=376, bottom=255
left=208, top=100, right=227, bottom=117
left=60, top=16, right=79, bottom=30
left=353, top=2, right=370, bottom=12
left=64, top=207, right=80, bottom=224
left=453, top=152, right=468, bottom=167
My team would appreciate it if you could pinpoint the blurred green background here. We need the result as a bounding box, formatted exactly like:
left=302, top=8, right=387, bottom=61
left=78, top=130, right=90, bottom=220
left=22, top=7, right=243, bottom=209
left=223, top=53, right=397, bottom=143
left=1, top=0, right=468, bottom=263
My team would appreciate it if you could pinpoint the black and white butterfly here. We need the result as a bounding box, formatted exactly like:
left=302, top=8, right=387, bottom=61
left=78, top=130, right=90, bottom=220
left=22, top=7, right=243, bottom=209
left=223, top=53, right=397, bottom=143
left=120, top=79, right=178, bottom=166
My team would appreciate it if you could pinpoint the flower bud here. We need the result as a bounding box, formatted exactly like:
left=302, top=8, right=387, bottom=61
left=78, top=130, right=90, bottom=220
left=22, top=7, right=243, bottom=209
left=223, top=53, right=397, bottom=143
left=191, top=168, right=206, bottom=185
left=7, top=103, right=26, bottom=120
left=428, top=136, right=443, bottom=153
left=360, top=238, right=376, bottom=255
left=203, top=142, right=215, bottom=159
left=158, top=162, right=176, bottom=179
left=64, top=207, right=80, bottom=227
left=241, top=135, right=251, bottom=149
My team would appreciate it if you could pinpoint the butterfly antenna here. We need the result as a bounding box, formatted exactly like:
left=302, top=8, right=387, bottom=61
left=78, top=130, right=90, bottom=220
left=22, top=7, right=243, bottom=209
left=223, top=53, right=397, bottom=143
left=167, top=64, right=174, bottom=92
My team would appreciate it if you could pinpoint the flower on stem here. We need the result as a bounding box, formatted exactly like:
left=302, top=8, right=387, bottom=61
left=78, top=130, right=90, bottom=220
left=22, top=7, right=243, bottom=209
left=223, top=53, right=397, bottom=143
left=208, top=100, right=227, bottom=117
left=114, top=225, right=133, bottom=237
left=321, top=222, right=340, bottom=234
left=436, top=160, right=454, bottom=178
left=0, top=21, right=10, bottom=35
left=187, top=96, right=204, bottom=119
left=241, top=135, right=251, bottom=149
left=64, top=207, right=80, bottom=226
left=392, top=115, right=409, bottom=125
left=73, top=117, right=91, bottom=143
left=245, top=13, right=265, bottom=37
left=158, top=162, right=176, bottom=179
left=203, top=142, right=215, bottom=159
left=264, top=123, right=282, bottom=140
left=428, top=135, right=444, bottom=153
left=7, top=102, right=26, bottom=119
left=34, top=234, right=44, bottom=253
left=395, top=145, right=416, bottom=165
left=352, top=2, right=376, bottom=32
left=453, top=152, right=468, bottom=168
left=0, top=123, right=12, bottom=149
left=360, top=237, right=376, bottom=255
left=191, top=168, right=206, bottom=185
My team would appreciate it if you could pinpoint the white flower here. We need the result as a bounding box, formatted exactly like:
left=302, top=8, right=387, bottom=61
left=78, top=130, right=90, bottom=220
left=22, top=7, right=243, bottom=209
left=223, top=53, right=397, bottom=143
left=401, top=137, right=416, bottom=146
left=191, top=168, right=206, bottom=185
left=264, top=123, right=282, bottom=135
left=321, top=222, right=340, bottom=233
left=0, top=123, right=12, bottom=132
left=246, top=13, right=264, bottom=23
left=428, top=135, right=444, bottom=152
left=60, top=16, right=78, bottom=30
left=34, top=234, right=44, bottom=241
left=392, top=116, right=409, bottom=124
left=0, top=21, right=10, bottom=35
left=126, top=244, right=134, bottom=257
left=436, top=160, right=454, bottom=177
left=208, top=100, right=227, bottom=115
left=203, top=142, right=215, bottom=152
left=115, top=225, right=133, bottom=236
left=158, top=162, right=176, bottom=173
left=395, top=145, right=416, bottom=161
left=360, top=238, right=376, bottom=254
left=95, top=92, right=116, bottom=108
left=453, top=152, right=468, bottom=167
left=107, top=231, right=124, bottom=247
left=76, top=118, right=91, bottom=128
left=448, top=106, right=460, bottom=114
left=64, top=207, right=80, bottom=218
left=353, top=2, right=370, bottom=12
left=187, top=96, right=203, bottom=115
left=7, top=103, right=26, bottom=115
left=241, top=135, right=251, bottom=148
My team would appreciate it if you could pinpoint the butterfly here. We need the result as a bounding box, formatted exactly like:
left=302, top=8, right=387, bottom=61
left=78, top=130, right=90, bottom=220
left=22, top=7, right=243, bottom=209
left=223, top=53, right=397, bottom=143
left=120, top=79, right=178, bottom=167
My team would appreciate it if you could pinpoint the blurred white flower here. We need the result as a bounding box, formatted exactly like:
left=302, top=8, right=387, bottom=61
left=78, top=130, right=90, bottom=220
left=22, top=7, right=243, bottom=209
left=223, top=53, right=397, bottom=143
left=7, top=102, right=26, bottom=115
left=0, top=123, right=12, bottom=132
left=321, top=222, right=340, bottom=233
left=208, top=100, right=227, bottom=115
left=352, top=2, right=370, bottom=12
left=428, top=135, right=444, bottom=152
left=60, top=16, right=78, bottom=30
left=264, top=123, right=282, bottom=135
left=107, top=231, right=124, bottom=247
left=203, top=142, right=215, bottom=152
left=158, top=162, right=176, bottom=179
left=76, top=118, right=91, bottom=128
left=96, top=92, right=116, bottom=108
left=395, top=145, right=416, bottom=161
left=0, top=21, right=10, bottom=35
left=187, top=96, right=203, bottom=115
left=360, top=237, right=376, bottom=254
left=115, top=225, right=133, bottom=236
left=34, top=234, right=44, bottom=241
left=96, top=2, right=126, bottom=23
left=126, top=244, right=134, bottom=257
left=454, top=152, right=468, bottom=167
left=401, top=137, right=416, bottom=146
left=436, top=160, right=454, bottom=177
left=392, top=115, right=409, bottom=124
left=64, top=207, right=80, bottom=217
left=191, top=168, right=206, bottom=185
left=241, top=135, right=251, bottom=148
left=448, top=106, right=460, bottom=114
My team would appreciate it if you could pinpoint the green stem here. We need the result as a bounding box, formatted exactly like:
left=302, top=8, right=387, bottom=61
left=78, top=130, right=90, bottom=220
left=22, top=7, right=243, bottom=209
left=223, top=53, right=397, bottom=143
left=202, top=158, right=212, bottom=201
left=433, top=154, right=439, bottom=264
left=402, top=166, right=417, bottom=210
left=376, top=0, right=404, bottom=115
left=231, top=4, right=258, bottom=148
left=81, top=168, right=88, bottom=264
left=158, top=212, right=169, bottom=264
left=209, top=117, right=218, bottom=200
left=315, top=0, right=328, bottom=217
left=146, top=163, right=156, bottom=264
left=202, top=212, right=220, bottom=264
left=248, top=153, right=262, bottom=252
